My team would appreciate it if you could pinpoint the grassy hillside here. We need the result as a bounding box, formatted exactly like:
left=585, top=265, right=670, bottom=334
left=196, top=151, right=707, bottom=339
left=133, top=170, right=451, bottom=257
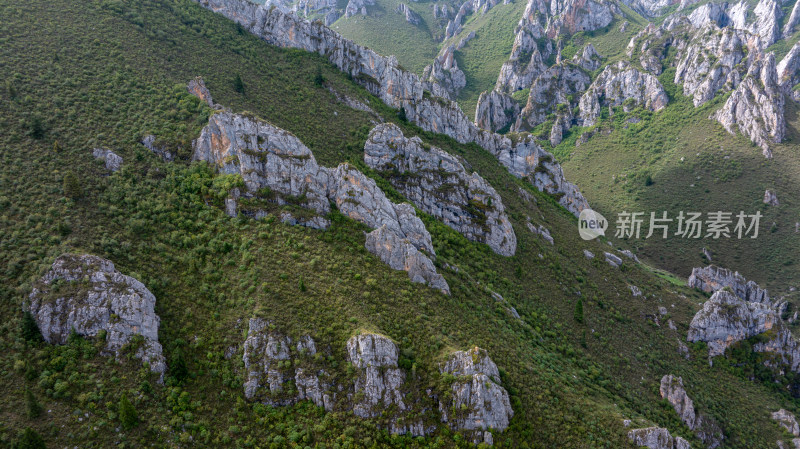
left=0, top=0, right=797, bottom=448
left=557, top=65, right=800, bottom=298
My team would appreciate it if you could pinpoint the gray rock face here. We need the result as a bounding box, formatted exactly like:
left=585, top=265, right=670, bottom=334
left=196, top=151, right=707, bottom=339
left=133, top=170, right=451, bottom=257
left=193, top=111, right=448, bottom=292
left=365, top=123, right=517, bottom=256
left=686, top=0, right=783, bottom=48
left=544, top=0, right=618, bottom=38
left=187, top=76, right=216, bottom=108
left=28, top=254, right=166, bottom=378
left=777, top=42, right=800, bottom=93
left=764, top=189, right=779, bottom=206
left=628, top=427, right=692, bottom=449
left=346, top=334, right=408, bottom=418
left=620, top=0, right=678, bottom=18
left=423, top=45, right=466, bottom=97
left=579, top=61, right=668, bottom=127
left=92, top=148, right=123, bottom=172
left=475, top=90, right=520, bottom=133
left=527, top=221, right=554, bottom=245
left=773, top=409, right=800, bottom=436
left=687, top=289, right=779, bottom=357
left=605, top=252, right=623, bottom=267
left=396, top=3, right=421, bottom=25
left=439, top=348, right=513, bottom=436
left=194, top=0, right=590, bottom=218
left=444, top=0, right=504, bottom=40
left=687, top=265, right=770, bottom=305
left=713, top=52, right=784, bottom=156
left=660, top=375, right=724, bottom=448
left=785, top=1, right=800, bottom=38
left=243, top=318, right=330, bottom=408
left=344, top=0, right=374, bottom=17
left=513, top=61, right=593, bottom=132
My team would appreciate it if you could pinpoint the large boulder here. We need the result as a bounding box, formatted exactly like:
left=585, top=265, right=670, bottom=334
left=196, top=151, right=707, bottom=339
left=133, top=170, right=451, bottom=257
left=365, top=124, right=517, bottom=256
left=28, top=254, right=166, bottom=378
left=439, top=347, right=513, bottom=444
left=92, top=148, right=123, bottom=172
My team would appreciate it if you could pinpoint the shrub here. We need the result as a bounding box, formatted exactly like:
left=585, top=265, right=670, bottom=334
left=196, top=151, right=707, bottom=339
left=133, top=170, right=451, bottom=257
left=20, top=311, right=41, bottom=342
left=63, top=172, right=82, bottom=199
left=25, top=389, right=42, bottom=419
left=233, top=73, right=245, bottom=94
left=119, top=394, right=139, bottom=430
left=573, top=299, right=584, bottom=324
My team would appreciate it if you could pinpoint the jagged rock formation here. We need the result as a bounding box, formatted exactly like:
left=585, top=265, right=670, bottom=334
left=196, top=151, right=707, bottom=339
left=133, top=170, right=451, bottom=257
left=688, top=265, right=771, bottom=305
left=579, top=61, right=668, bottom=127
left=712, top=52, right=784, bottom=156
left=396, top=3, right=421, bottom=25
left=28, top=254, right=166, bottom=378
left=347, top=334, right=409, bottom=418
left=620, top=0, right=678, bottom=18
left=365, top=123, right=517, bottom=256
left=544, top=0, right=619, bottom=38
left=423, top=45, right=466, bottom=97
left=475, top=90, right=520, bottom=132
left=773, top=409, right=800, bottom=436
left=660, top=375, right=724, bottom=448
left=685, top=0, right=784, bottom=48
left=243, top=318, right=331, bottom=408
left=444, top=0, right=504, bottom=40
left=764, top=189, right=779, bottom=206
left=187, top=76, right=216, bottom=108
left=439, top=347, right=513, bottom=444
left=194, top=0, right=590, bottom=217
left=777, top=42, right=800, bottom=98
left=457, top=30, right=475, bottom=49
left=192, top=110, right=448, bottom=293
left=513, top=60, right=593, bottom=132
left=628, top=427, right=692, bottom=449
left=687, top=289, right=800, bottom=373
left=785, top=0, right=800, bottom=37
left=344, top=0, right=374, bottom=17
left=92, top=148, right=122, bottom=172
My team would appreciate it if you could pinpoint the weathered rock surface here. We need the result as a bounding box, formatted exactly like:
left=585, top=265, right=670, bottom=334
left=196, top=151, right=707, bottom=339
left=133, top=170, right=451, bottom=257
left=513, top=61, right=593, bottom=132
left=688, top=265, right=770, bottom=305
left=785, top=0, right=800, bottom=38
left=193, top=111, right=448, bottom=292
left=628, top=427, right=692, bottom=449
left=439, top=348, right=513, bottom=441
left=347, top=334, right=408, bottom=418
left=365, top=123, right=516, bottom=256
left=92, top=148, right=123, bottom=172
left=579, top=61, right=668, bottom=127
left=28, top=254, right=166, bottom=378
left=444, top=0, right=504, bottom=40
left=527, top=221, right=554, bottom=245
left=423, top=45, right=466, bottom=97
left=475, top=90, right=520, bottom=132
left=396, top=3, right=421, bottom=25
left=243, top=319, right=331, bottom=408
left=685, top=0, right=784, bottom=48
left=777, top=42, right=800, bottom=94
left=713, top=52, right=784, bottom=156
left=344, top=0, right=374, bottom=17
left=605, top=252, right=623, bottom=267
left=660, top=375, right=724, bottom=448
left=773, top=409, right=800, bottom=436
left=544, top=0, right=619, bottom=38
left=193, top=0, right=590, bottom=218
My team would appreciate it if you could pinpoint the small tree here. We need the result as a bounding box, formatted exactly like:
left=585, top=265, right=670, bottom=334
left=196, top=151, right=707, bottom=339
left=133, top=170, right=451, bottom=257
left=233, top=74, right=245, bottom=94
left=12, top=428, right=46, bottom=449
left=20, top=311, right=41, bottom=342
left=118, top=394, right=138, bottom=430
left=25, top=389, right=42, bottom=419
left=63, top=171, right=82, bottom=199
left=52, top=140, right=61, bottom=153
left=573, top=299, right=584, bottom=324
left=313, top=67, right=325, bottom=87
left=170, top=347, right=188, bottom=383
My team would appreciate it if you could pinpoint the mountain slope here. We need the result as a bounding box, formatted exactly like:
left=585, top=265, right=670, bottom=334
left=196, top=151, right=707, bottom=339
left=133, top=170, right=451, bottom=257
left=0, top=0, right=798, bottom=448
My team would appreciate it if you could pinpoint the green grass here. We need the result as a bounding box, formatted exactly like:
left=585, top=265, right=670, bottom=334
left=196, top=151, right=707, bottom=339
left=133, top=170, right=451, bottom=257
left=0, top=0, right=797, bottom=447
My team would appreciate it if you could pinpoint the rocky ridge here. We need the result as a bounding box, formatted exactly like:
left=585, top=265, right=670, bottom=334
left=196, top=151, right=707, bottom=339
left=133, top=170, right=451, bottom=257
left=628, top=426, right=692, bottom=449
left=191, top=109, right=449, bottom=293
left=423, top=45, right=466, bottom=98
left=193, top=0, right=590, bottom=217
left=28, top=254, right=166, bottom=379
left=364, top=123, right=517, bottom=256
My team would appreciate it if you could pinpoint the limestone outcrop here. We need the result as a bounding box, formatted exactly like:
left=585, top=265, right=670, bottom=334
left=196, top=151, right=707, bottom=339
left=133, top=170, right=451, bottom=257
left=187, top=76, right=216, bottom=108
left=439, top=347, right=513, bottom=444
left=687, top=265, right=771, bottom=305
left=365, top=123, right=517, bottom=256
left=660, top=375, right=724, bottom=448
left=712, top=52, right=784, bottom=156
left=777, top=42, right=800, bottom=96
left=772, top=409, right=800, bottom=436
left=423, top=45, right=466, bottom=97
left=475, top=90, right=520, bottom=133
left=579, top=61, right=668, bottom=127
left=628, top=427, right=692, bottom=449
left=92, top=148, right=122, bottom=172
left=347, top=334, right=408, bottom=418
left=396, top=3, right=421, bottom=25
left=193, top=0, right=590, bottom=218
left=28, top=254, right=166, bottom=378
left=141, top=135, right=175, bottom=161
left=513, top=61, right=593, bottom=132
left=192, top=111, right=448, bottom=293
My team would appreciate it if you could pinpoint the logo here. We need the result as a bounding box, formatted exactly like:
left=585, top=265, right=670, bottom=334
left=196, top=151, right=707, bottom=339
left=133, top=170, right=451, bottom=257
left=579, top=209, right=608, bottom=240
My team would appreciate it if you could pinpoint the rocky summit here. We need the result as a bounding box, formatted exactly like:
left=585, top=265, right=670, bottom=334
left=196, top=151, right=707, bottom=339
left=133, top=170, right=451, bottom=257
left=28, top=254, right=166, bottom=378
